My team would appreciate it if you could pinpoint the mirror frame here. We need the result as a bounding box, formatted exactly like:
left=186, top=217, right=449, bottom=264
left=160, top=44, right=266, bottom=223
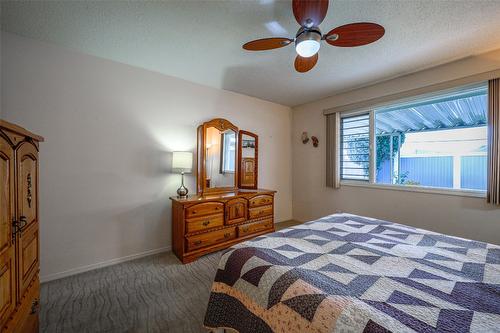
left=197, top=118, right=239, bottom=195
left=238, top=130, right=258, bottom=189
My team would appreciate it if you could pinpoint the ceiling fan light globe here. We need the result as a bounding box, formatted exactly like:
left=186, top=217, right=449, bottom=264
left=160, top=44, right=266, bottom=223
left=296, top=40, right=320, bottom=57
left=295, top=30, right=321, bottom=58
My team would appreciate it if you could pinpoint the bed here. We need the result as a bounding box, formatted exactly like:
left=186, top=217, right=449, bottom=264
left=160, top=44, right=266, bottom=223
left=204, top=213, right=500, bottom=333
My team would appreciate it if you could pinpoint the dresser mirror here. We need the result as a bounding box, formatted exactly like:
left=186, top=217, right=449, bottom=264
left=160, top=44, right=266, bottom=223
left=238, top=130, right=258, bottom=189
left=197, top=118, right=239, bottom=195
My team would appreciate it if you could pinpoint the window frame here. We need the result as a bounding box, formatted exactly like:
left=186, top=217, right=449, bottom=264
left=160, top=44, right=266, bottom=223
left=339, top=111, right=372, bottom=182
left=338, top=84, right=488, bottom=198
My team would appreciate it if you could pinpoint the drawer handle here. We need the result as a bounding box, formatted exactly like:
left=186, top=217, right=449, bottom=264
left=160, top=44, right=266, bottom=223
left=223, top=233, right=231, bottom=238
left=193, top=240, right=202, bottom=245
left=202, top=220, right=210, bottom=226
left=30, top=298, right=39, bottom=315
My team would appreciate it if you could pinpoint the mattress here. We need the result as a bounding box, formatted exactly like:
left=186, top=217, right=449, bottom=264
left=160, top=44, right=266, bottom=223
left=204, top=213, right=500, bottom=333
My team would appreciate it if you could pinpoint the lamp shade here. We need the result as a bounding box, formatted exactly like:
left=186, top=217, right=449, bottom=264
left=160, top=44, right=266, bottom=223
left=172, top=151, right=193, bottom=173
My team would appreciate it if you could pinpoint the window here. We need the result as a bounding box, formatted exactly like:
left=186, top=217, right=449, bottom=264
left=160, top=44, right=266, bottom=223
left=220, top=131, right=236, bottom=173
left=340, top=113, right=370, bottom=181
left=339, top=83, right=488, bottom=192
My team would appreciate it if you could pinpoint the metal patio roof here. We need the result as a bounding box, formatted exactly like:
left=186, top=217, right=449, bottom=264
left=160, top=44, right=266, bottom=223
left=376, top=86, right=488, bottom=135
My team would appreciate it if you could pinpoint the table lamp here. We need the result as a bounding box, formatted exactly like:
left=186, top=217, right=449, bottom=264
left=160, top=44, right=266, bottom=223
left=172, top=151, right=193, bottom=198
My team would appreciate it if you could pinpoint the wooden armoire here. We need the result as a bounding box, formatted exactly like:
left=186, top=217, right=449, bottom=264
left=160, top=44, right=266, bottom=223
left=0, top=120, right=44, bottom=333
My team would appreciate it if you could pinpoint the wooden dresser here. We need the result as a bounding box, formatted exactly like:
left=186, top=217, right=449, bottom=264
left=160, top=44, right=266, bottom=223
left=171, top=189, right=276, bottom=263
left=0, top=120, right=43, bottom=333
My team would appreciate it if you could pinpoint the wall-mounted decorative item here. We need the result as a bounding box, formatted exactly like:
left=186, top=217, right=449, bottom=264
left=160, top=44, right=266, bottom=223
left=312, top=136, right=319, bottom=147
left=301, top=131, right=309, bottom=144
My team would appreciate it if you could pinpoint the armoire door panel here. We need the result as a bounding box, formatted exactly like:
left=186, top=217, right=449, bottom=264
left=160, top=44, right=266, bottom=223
left=0, top=136, right=16, bottom=327
left=16, top=142, right=38, bottom=231
left=0, top=138, right=14, bottom=255
left=0, top=153, right=11, bottom=255
left=17, top=222, right=39, bottom=300
left=0, top=249, right=15, bottom=327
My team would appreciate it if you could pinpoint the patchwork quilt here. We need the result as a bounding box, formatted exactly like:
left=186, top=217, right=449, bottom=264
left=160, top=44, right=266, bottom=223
left=204, top=213, right=500, bottom=333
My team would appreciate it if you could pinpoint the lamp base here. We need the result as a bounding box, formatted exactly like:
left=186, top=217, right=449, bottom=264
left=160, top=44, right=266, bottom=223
left=177, top=184, right=189, bottom=198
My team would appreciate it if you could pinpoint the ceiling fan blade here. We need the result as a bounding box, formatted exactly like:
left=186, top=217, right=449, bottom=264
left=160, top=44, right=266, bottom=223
left=294, top=53, right=318, bottom=73
left=243, top=38, right=293, bottom=51
left=292, top=0, right=329, bottom=28
left=325, top=23, right=385, bottom=47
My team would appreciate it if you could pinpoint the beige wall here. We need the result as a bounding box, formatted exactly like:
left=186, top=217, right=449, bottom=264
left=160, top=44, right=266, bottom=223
left=292, top=49, right=500, bottom=245
left=1, top=32, right=293, bottom=281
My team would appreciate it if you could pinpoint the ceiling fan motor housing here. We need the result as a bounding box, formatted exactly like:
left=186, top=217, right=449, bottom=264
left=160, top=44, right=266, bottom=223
left=296, top=26, right=322, bottom=40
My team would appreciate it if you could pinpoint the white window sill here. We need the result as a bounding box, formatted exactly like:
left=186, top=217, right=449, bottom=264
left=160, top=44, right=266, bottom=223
left=340, top=180, right=486, bottom=198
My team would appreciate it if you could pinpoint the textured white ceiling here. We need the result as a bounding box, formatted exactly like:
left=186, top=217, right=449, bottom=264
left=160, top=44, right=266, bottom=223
left=2, top=0, right=500, bottom=106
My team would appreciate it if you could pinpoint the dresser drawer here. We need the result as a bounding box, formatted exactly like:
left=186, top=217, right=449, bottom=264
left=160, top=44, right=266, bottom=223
left=248, top=205, right=273, bottom=219
left=186, top=214, right=224, bottom=234
left=238, top=219, right=273, bottom=237
left=185, top=202, right=224, bottom=219
left=186, top=227, right=236, bottom=252
left=249, top=195, right=273, bottom=208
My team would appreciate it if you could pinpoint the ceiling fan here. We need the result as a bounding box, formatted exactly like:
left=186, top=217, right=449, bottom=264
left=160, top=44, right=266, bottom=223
left=242, top=0, right=385, bottom=73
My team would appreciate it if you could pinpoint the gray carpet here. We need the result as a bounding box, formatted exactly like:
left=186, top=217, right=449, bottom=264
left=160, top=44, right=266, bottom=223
left=40, top=251, right=221, bottom=333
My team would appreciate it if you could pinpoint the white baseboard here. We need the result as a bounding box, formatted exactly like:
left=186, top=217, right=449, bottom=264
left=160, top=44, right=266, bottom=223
left=40, top=246, right=171, bottom=283
left=41, top=221, right=296, bottom=283
left=275, top=219, right=297, bottom=223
